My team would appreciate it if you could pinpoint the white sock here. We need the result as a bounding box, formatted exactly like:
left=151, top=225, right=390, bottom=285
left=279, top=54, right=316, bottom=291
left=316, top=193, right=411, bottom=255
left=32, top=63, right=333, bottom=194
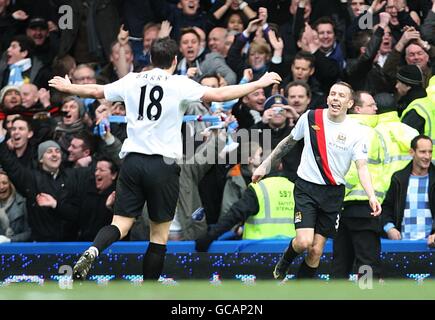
left=88, top=246, right=99, bottom=257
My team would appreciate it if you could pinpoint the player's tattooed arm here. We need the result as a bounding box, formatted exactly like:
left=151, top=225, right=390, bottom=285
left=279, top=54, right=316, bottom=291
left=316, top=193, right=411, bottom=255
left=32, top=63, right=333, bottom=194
left=268, top=133, right=298, bottom=168
left=252, top=133, right=297, bottom=182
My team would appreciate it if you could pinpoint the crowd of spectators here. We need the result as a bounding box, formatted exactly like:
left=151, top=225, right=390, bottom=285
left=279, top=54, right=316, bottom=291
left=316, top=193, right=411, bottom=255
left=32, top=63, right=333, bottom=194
left=0, top=0, right=434, bottom=247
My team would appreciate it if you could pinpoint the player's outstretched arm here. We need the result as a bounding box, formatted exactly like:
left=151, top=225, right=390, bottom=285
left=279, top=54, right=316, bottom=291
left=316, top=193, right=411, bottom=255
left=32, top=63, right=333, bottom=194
left=252, top=133, right=297, bottom=183
left=201, top=72, right=282, bottom=102
left=355, top=159, right=382, bottom=216
left=48, top=75, right=105, bottom=99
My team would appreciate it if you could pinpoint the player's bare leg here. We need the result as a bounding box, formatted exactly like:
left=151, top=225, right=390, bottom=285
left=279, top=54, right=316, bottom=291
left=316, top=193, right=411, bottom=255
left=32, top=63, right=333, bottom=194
left=273, top=228, right=314, bottom=280
left=297, top=233, right=327, bottom=279
left=73, top=215, right=134, bottom=280
left=149, top=220, right=171, bottom=244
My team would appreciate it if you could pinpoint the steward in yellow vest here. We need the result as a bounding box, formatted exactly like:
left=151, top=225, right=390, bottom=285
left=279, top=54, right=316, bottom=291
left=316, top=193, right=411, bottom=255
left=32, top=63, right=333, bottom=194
left=195, top=176, right=296, bottom=252
left=333, top=92, right=418, bottom=279
left=344, top=113, right=383, bottom=203
left=374, top=110, right=419, bottom=189
left=244, top=177, right=296, bottom=239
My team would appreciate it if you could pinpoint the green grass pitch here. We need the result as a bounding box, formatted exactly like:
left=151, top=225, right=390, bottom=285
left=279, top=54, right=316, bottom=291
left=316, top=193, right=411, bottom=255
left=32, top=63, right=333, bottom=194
left=1, top=279, right=434, bottom=300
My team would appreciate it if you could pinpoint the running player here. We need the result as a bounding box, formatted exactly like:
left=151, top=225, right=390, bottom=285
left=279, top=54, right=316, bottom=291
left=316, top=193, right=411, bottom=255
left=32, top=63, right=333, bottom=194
left=252, top=81, right=382, bottom=280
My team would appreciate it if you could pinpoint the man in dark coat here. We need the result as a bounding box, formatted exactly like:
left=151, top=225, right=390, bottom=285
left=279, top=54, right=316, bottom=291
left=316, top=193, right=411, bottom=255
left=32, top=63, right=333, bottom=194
left=36, top=157, right=118, bottom=241
left=382, top=135, right=435, bottom=246
left=0, top=137, right=79, bottom=241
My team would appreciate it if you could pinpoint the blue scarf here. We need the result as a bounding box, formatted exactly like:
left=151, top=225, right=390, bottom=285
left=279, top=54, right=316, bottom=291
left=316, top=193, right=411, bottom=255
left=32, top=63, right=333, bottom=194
left=177, top=57, right=200, bottom=76
left=8, top=58, right=32, bottom=86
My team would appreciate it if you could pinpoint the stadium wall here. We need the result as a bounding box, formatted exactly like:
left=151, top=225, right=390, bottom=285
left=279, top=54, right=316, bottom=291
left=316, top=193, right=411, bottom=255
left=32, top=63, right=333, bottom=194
left=0, top=240, right=433, bottom=280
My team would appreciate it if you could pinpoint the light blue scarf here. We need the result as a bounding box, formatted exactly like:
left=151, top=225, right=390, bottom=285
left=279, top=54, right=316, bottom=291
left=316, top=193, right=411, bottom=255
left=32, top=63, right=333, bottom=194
left=177, top=57, right=200, bottom=76
left=8, top=58, right=32, bottom=86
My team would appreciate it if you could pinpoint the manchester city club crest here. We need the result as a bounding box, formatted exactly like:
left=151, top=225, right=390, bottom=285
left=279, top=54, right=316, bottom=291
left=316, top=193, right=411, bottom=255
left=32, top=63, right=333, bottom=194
left=337, top=133, right=346, bottom=144
left=294, top=211, right=302, bottom=223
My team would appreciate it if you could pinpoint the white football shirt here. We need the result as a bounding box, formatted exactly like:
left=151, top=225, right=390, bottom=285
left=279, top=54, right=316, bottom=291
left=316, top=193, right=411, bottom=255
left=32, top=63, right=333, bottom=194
left=104, top=68, right=207, bottom=159
left=291, top=109, right=368, bottom=185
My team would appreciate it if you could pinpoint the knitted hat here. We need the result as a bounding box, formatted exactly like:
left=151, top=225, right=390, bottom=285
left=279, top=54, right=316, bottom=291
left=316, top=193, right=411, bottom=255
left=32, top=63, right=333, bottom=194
left=396, top=64, right=423, bottom=87
left=374, top=92, right=396, bottom=114
left=38, top=140, right=60, bottom=161
left=0, top=85, right=20, bottom=103
left=263, top=94, right=289, bottom=110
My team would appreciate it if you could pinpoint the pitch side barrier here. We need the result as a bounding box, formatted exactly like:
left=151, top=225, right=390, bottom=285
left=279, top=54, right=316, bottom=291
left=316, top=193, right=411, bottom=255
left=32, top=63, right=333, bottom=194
left=0, top=240, right=433, bottom=280
left=0, top=239, right=432, bottom=254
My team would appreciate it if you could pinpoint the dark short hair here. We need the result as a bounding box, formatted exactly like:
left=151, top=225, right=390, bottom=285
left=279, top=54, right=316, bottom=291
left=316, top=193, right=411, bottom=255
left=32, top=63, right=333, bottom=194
left=285, top=80, right=312, bottom=99
left=313, top=16, right=337, bottom=34
left=11, top=35, right=35, bottom=57
left=293, top=51, right=315, bottom=69
left=179, top=27, right=201, bottom=43
left=11, top=116, right=33, bottom=132
left=95, top=155, right=119, bottom=174
left=348, top=90, right=371, bottom=114
left=224, top=11, right=246, bottom=29
left=198, top=72, right=220, bottom=84
left=353, top=90, right=371, bottom=107
left=150, top=37, right=179, bottom=69
left=72, top=130, right=96, bottom=155
left=374, top=92, right=396, bottom=114
left=411, top=134, right=432, bottom=151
